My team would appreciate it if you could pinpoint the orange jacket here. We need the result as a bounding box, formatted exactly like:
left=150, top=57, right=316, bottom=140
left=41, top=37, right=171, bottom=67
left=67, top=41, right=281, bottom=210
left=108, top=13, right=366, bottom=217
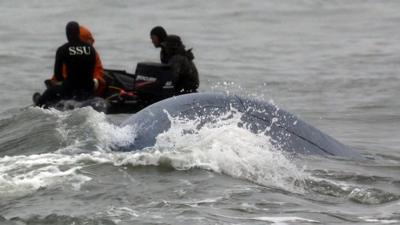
left=51, top=26, right=106, bottom=97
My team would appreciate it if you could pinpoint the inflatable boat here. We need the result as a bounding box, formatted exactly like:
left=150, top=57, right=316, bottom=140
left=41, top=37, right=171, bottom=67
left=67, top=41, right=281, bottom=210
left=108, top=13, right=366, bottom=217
left=33, top=62, right=178, bottom=114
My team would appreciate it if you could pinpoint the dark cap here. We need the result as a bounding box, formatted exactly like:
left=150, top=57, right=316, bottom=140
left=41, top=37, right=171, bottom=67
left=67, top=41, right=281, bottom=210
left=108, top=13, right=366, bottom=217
left=150, top=26, right=167, bottom=42
left=66, top=21, right=80, bottom=41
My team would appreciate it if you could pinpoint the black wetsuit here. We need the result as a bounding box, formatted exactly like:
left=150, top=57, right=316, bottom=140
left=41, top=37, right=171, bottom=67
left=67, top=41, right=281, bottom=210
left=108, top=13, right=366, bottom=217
left=37, top=40, right=96, bottom=106
left=55, top=40, right=96, bottom=92
left=159, top=45, right=168, bottom=64
left=169, top=52, right=199, bottom=93
left=162, top=35, right=199, bottom=93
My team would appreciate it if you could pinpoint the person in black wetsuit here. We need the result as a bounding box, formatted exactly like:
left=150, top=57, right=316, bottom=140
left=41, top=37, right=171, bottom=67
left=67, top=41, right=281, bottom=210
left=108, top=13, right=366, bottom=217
left=35, top=21, right=97, bottom=107
left=150, top=26, right=168, bottom=63
left=149, top=26, right=199, bottom=93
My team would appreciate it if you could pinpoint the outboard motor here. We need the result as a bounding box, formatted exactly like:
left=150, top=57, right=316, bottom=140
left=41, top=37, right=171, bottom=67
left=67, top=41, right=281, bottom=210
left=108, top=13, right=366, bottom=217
left=134, top=62, right=176, bottom=98
left=104, top=62, right=176, bottom=98
left=102, top=62, right=176, bottom=113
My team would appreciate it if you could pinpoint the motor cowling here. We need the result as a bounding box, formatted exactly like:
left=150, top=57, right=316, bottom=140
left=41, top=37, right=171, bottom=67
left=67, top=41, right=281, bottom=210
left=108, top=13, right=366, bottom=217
left=134, top=62, right=175, bottom=96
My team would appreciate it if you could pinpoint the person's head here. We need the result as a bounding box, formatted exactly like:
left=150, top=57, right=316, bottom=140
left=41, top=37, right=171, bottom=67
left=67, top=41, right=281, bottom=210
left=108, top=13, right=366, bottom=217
left=150, top=26, right=167, bottom=47
left=79, top=25, right=95, bottom=45
left=66, top=21, right=80, bottom=42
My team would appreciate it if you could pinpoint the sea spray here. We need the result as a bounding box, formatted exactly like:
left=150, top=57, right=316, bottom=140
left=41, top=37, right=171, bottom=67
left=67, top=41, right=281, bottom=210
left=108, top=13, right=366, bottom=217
left=113, top=108, right=309, bottom=192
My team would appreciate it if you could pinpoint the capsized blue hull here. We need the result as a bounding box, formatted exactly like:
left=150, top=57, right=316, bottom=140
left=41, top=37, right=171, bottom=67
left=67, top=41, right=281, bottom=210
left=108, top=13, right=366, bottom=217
left=120, top=92, right=363, bottom=159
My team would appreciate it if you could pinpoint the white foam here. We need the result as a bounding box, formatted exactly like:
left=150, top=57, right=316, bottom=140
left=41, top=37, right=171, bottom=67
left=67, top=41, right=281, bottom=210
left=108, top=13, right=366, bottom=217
left=360, top=217, right=399, bottom=224
left=0, top=151, right=141, bottom=197
left=253, top=216, right=319, bottom=224
left=0, top=153, right=92, bottom=196
left=78, top=109, right=137, bottom=150
left=104, top=206, right=139, bottom=224
left=43, top=107, right=138, bottom=153
left=165, top=110, right=306, bottom=190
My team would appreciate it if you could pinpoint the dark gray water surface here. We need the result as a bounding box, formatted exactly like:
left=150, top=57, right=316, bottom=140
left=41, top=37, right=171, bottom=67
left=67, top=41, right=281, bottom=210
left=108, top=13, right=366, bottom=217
left=1, top=0, right=400, bottom=224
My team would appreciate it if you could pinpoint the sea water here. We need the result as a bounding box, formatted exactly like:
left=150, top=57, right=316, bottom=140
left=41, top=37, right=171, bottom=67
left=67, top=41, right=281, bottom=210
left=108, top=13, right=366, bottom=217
left=1, top=0, right=400, bottom=224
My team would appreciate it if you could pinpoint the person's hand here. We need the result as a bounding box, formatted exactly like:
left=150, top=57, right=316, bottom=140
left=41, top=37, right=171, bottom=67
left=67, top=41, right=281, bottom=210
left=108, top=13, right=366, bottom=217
left=44, top=79, right=62, bottom=88
left=93, top=78, right=99, bottom=90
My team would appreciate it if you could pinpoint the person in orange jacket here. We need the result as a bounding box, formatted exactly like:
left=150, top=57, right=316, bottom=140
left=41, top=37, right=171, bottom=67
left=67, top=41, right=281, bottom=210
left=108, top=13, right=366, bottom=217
left=49, top=25, right=106, bottom=97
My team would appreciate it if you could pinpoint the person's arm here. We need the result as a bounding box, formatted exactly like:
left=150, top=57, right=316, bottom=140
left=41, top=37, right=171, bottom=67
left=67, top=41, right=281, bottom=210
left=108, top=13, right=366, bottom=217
left=160, top=47, right=168, bottom=64
left=93, top=52, right=104, bottom=80
left=54, top=47, right=64, bottom=82
left=93, top=52, right=106, bottom=95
